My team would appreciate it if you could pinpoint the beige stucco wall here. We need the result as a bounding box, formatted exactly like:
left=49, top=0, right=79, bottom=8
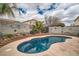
left=49, top=27, right=79, bottom=35
left=0, top=23, right=31, bottom=34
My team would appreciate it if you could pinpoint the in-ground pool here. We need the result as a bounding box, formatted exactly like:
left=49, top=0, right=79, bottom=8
left=17, top=36, right=70, bottom=54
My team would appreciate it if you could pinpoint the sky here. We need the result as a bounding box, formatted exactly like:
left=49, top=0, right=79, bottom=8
left=1, top=3, right=79, bottom=26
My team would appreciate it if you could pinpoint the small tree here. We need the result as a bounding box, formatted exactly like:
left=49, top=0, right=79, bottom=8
left=30, top=21, right=44, bottom=34
left=45, top=16, right=60, bottom=27
left=45, top=16, right=65, bottom=27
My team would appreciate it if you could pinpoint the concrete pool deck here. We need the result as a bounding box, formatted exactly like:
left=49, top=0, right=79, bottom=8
left=0, top=35, right=79, bottom=56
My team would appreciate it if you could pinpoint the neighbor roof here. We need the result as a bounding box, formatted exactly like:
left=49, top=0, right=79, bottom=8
left=74, top=16, right=79, bottom=22
left=23, top=19, right=37, bottom=23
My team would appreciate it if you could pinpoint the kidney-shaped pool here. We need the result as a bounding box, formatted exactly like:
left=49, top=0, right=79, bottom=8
left=17, top=36, right=70, bottom=54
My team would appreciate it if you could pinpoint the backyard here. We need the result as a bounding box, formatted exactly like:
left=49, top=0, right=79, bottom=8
left=0, top=3, right=79, bottom=56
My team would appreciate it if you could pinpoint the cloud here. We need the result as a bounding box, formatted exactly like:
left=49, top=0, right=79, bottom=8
left=51, top=9, right=65, bottom=18
left=46, top=4, right=79, bottom=18
left=44, top=4, right=79, bottom=26
left=64, top=5, right=79, bottom=17
left=2, top=3, right=79, bottom=26
left=61, top=17, right=74, bottom=26
left=57, top=3, right=79, bottom=10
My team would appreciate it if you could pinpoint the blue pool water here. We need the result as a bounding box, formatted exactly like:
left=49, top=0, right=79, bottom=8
left=17, top=36, right=70, bottom=54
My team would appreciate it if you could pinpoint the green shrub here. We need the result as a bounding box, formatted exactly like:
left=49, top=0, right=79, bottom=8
left=41, top=27, right=49, bottom=33
left=4, top=34, right=13, bottom=38
left=20, top=33, right=26, bottom=36
left=30, top=21, right=44, bottom=34
left=0, top=32, right=3, bottom=38
left=77, top=32, right=79, bottom=37
left=30, top=29, right=39, bottom=34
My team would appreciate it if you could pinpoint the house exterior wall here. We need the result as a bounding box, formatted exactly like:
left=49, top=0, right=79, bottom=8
left=73, top=16, right=79, bottom=26
left=74, top=19, right=79, bottom=26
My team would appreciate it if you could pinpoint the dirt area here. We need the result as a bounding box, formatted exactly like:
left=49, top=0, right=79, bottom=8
left=0, top=33, right=50, bottom=48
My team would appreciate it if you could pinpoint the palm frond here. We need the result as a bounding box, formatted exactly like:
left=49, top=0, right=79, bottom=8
left=2, top=4, right=15, bottom=17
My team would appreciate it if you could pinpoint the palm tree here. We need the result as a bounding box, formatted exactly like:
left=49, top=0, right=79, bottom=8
left=35, top=21, right=43, bottom=33
left=0, top=3, right=27, bottom=17
left=0, top=3, right=15, bottom=17
left=30, top=21, right=44, bottom=34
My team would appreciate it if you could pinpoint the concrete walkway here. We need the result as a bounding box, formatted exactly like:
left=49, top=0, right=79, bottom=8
left=0, top=35, right=79, bottom=56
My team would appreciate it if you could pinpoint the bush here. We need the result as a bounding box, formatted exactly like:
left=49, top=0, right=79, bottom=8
left=0, top=32, right=3, bottom=38
left=30, top=21, right=43, bottom=34
left=30, top=30, right=39, bottom=34
left=20, top=33, right=26, bottom=36
left=77, top=32, right=79, bottom=37
left=41, top=27, right=49, bottom=33
left=0, top=32, right=4, bottom=40
left=4, top=34, right=13, bottom=38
